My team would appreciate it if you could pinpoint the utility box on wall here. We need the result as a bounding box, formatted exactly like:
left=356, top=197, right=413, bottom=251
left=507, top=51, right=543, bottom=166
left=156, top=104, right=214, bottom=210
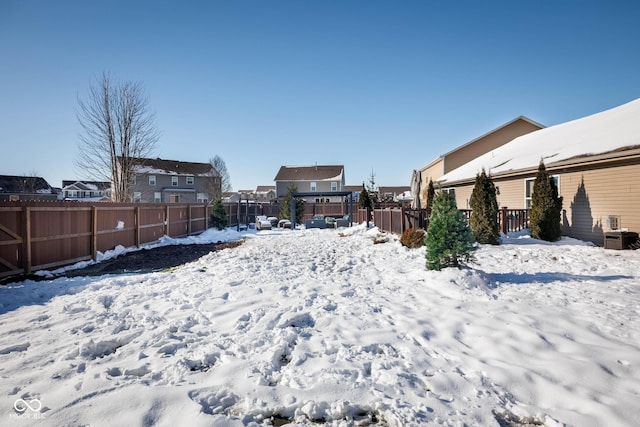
left=603, top=231, right=639, bottom=250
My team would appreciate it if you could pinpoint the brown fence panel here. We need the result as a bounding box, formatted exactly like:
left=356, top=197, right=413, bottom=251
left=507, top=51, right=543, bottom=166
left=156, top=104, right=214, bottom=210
left=167, top=205, right=190, bottom=238
left=189, top=205, right=208, bottom=234
left=29, top=206, right=93, bottom=269
left=138, top=206, right=166, bottom=244
left=95, top=207, right=137, bottom=253
left=0, top=207, right=24, bottom=278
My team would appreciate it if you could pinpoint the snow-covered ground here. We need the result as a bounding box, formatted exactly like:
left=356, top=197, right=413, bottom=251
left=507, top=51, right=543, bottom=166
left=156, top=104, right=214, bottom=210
left=1, top=225, right=639, bottom=426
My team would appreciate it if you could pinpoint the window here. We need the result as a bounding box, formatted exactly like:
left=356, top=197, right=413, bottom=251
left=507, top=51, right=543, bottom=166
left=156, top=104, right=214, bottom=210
left=171, top=176, right=178, bottom=187
left=525, top=175, right=559, bottom=208
left=331, top=182, right=338, bottom=191
left=170, top=194, right=180, bottom=203
left=197, top=193, right=208, bottom=203
left=154, top=192, right=161, bottom=203
left=130, top=176, right=136, bottom=185
left=186, top=176, right=194, bottom=185
left=149, top=175, right=156, bottom=186
left=133, top=192, right=141, bottom=202
left=442, top=188, right=456, bottom=198
left=310, top=182, right=317, bottom=192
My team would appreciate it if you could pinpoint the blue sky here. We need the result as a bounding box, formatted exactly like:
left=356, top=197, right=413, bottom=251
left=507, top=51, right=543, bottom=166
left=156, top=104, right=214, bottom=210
left=2, top=1, right=639, bottom=191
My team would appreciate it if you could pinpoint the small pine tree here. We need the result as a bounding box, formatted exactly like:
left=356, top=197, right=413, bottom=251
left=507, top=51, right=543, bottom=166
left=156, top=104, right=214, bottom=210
left=530, top=161, right=563, bottom=241
left=470, top=169, right=499, bottom=245
left=210, top=198, right=228, bottom=230
left=280, top=184, right=305, bottom=225
left=425, top=179, right=435, bottom=209
left=425, top=192, right=476, bottom=270
left=358, top=182, right=373, bottom=222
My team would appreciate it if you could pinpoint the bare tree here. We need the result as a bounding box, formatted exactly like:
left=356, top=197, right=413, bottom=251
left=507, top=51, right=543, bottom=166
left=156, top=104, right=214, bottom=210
left=76, top=72, right=159, bottom=202
left=209, top=155, right=232, bottom=197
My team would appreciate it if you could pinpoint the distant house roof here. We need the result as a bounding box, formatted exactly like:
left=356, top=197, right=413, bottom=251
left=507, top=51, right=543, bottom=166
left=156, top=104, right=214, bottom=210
left=256, top=185, right=276, bottom=192
left=0, top=175, right=53, bottom=193
left=439, top=97, right=640, bottom=184
left=62, top=180, right=111, bottom=191
left=379, top=186, right=410, bottom=194
left=274, top=165, right=344, bottom=182
left=129, top=157, right=218, bottom=176
left=343, top=185, right=363, bottom=193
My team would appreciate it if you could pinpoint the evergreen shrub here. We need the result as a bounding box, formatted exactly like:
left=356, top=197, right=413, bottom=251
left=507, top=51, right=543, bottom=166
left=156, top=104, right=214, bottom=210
left=425, top=192, right=476, bottom=270
left=529, top=161, right=563, bottom=241
left=469, top=169, right=499, bottom=245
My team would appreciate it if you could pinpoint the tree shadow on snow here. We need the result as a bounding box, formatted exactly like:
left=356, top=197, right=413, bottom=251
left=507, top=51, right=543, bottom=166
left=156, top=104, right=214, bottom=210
left=487, top=271, right=632, bottom=286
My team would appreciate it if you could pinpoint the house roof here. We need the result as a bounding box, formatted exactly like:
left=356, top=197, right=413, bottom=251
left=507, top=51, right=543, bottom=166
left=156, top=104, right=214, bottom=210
left=274, top=165, right=344, bottom=182
left=62, top=180, right=111, bottom=191
left=255, top=185, right=276, bottom=193
left=379, top=186, right=410, bottom=194
left=421, top=116, right=545, bottom=172
left=130, top=158, right=218, bottom=176
left=343, top=185, right=363, bottom=192
left=439, top=97, right=640, bottom=184
left=0, top=175, right=52, bottom=193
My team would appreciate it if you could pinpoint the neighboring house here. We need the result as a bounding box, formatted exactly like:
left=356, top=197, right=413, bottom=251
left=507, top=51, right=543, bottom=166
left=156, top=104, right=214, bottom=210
left=343, top=185, right=363, bottom=203
left=255, top=186, right=276, bottom=203
left=379, top=186, right=411, bottom=203
left=237, top=190, right=256, bottom=200
left=435, top=97, right=640, bottom=245
left=128, top=157, right=221, bottom=203
left=62, top=180, right=111, bottom=201
left=222, top=192, right=240, bottom=203
left=274, top=165, right=346, bottom=203
left=418, top=116, right=544, bottom=199
left=0, top=175, right=58, bottom=201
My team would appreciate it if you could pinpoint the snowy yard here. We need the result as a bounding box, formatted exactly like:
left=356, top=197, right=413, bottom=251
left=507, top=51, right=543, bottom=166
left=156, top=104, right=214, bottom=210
left=1, top=224, right=639, bottom=426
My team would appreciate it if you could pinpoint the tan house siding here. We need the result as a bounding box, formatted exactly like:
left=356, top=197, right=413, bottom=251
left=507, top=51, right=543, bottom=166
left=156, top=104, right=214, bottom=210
left=560, top=164, right=640, bottom=244
left=449, top=161, right=640, bottom=245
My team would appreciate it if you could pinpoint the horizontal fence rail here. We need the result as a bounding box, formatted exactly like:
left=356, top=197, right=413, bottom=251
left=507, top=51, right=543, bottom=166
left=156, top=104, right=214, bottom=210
left=0, top=201, right=208, bottom=280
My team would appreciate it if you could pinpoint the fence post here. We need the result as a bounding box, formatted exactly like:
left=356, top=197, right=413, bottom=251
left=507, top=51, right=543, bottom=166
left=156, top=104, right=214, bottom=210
left=92, top=206, right=98, bottom=260
left=22, top=206, right=32, bottom=275
left=165, top=205, right=170, bottom=236
left=501, top=206, right=508, bottom=234
left=187, top=205, right=192, bottom=235
left=135, top=206, right=140, bottom=247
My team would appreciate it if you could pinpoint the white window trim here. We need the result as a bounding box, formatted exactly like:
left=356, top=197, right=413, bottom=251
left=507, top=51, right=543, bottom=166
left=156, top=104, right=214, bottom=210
left=149, top=175, right=156, bottom=186
left=525, top=175, right=560, bottom=209
left=331, top=181, right=338, bottom=191
left=171, top=176, right=179, bottom=187
left=154, top=192, right=161, bottom=203
left=186, top=176, right=194, bottom=185
left=310, top=181, right=317, bottom=192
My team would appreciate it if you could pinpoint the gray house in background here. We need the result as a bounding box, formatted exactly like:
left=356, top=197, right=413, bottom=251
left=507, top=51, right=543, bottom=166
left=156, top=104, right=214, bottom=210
left=128, top=157, right=221, bottom=203
left=274, top=165, right=345, bottom=203
left=62, top=180, right=111, bottom=201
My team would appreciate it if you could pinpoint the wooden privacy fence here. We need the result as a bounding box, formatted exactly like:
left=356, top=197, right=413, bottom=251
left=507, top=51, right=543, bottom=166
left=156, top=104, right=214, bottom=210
left=0, top=201, right=208, bottom=279
left=372, top=207, right=529, bottom=236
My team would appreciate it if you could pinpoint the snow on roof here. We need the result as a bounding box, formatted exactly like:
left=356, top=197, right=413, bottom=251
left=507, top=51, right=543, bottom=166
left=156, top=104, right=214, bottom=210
left=439, top=97, right=640, bottom=184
